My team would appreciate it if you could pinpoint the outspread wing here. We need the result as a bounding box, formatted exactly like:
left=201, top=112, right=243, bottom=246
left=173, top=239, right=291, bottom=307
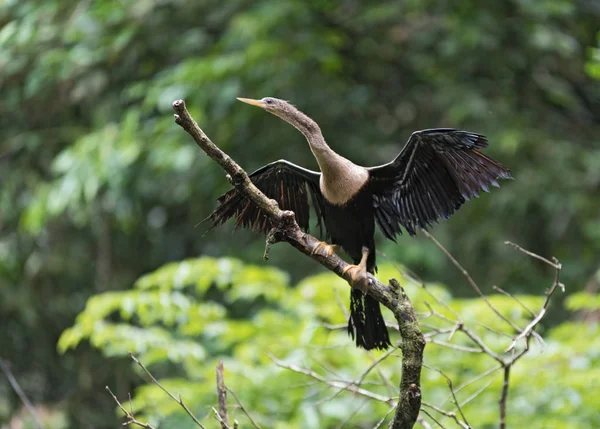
left=368, top=129, right=512, bottom=239
left=207, top=159, right=327, bottom=236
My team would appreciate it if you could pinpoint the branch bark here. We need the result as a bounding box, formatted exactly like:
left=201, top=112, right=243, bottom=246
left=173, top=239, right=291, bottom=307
left=215, top=361, right=229, bottom=429
left=172, top=99, right=425, bottom=429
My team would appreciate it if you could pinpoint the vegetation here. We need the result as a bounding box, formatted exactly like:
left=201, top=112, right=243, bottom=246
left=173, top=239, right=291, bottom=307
left=1, top=0, right=599, bottom=427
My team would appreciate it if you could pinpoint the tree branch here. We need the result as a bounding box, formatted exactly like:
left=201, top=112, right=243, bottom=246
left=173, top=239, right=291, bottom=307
left=226, top=386, right=263, bottom=429
left=129, top=353, right=206, bottom=428
left=0, top=360, right=47, bottom=429
left=173, top=99, right=425, bottom=429
left=106, top=386, right=156, bottom=429
left=268, top=354, right=394, bottom=404
left=216, top=361, right=230, bottom=429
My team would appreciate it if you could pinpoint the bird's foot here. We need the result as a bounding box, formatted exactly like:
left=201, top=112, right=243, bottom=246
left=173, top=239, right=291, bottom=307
left=311, top=241, right=340, bottom=258
left=341, top=247, right=370, bottom=291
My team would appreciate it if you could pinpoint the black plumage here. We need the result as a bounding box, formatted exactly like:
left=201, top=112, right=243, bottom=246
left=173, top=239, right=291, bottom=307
left=208, top=98, right=512, bottom=350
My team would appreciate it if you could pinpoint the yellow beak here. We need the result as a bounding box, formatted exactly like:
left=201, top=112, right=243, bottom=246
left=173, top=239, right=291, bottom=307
left=236, top=97, right=266, bottom=108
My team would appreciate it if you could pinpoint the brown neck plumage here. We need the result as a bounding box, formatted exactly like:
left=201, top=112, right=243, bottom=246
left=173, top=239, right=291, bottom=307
left=273, top=106, right=369, bottom=205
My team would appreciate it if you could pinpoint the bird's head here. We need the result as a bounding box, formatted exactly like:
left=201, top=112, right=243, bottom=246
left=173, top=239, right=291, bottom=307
left=236, top=97, right=318, bottom=136
left=237, top=96, right=292, bottom=116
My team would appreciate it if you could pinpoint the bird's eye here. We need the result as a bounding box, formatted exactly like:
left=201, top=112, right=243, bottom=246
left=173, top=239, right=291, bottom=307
left=264, top=98, right=274, bottom=105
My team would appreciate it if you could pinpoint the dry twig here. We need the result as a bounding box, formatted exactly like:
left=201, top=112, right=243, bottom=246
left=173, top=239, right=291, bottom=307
left=269, top=354, right=394, bottom=404
left=226, top=387, right=263, bottom=429
left=0, top=360, right=47, bottom=429
left=105, top=386, right=156, bottom=429
left=216, top=361, right=230, bottom=429
left=129, top=353, right=206, bottom=428
left=417, top=239, right=563, bottom=429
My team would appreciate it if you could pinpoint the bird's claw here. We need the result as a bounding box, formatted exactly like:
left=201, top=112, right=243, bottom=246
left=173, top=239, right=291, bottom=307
left=342, top=264, right=369, bottom=291
left=342, top=247, right=371, bottom=291
left=311, top=241, right=339, bottom=258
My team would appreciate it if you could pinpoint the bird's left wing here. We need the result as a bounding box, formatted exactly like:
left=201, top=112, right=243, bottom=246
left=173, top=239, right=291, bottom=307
left=207, top=159, right=328, bottom=236
left=367, top=129, right=511, bottom=239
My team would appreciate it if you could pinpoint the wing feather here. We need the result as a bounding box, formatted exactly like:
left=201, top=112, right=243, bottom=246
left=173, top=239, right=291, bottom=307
left=207, top=159, right=326, bottom=235
left=368, top=129, right=511, bottom=238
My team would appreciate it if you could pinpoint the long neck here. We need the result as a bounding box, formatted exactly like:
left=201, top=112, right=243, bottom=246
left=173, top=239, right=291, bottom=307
left=277, top=107, right=369, bottom=205
left=279, top=110, right=347, bottom=176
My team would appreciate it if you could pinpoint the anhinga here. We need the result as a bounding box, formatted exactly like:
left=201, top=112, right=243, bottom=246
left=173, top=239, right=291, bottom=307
left=209, top=97, right=511, bottom=350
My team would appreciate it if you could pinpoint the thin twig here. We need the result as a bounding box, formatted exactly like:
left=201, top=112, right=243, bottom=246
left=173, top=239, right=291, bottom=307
left=438, top=365, right=502, bottom=408
left=495, top=245, right=563, bottom=429
left=426, top=339, right=483, bottom=353
left=366, top=349, right=398, bottom=395
left=504, top=254, right=563, bottom=353
left=372, top=405, right=398, bottom=429
left=421, top=402, right=469, bottom=429
left=212, top=407, right=233, bottom=429
left=422, top=231, right=523, bottom=335
left=492, top=285, right=536, bottom=317
left=226, top=387, right=263, bottom=429
left=477, top=323, right=514, bottom=339
left=458, top=371, right=502, bottom=409
left=129, top=353, right=206, bottom=428
left=105, top=386, right=157, bottom=429
left=318, top=345, right=399, bottom=406
left=458, top=325, right=505, bottom=365
left=416, top=416, right=434, bottom=429
left=336, top=397, right=369, bottom=428
left=419, top=408, right=447, bottom=428
left=504, top=241, right=561, bottom=269
left=268, top=354, right=395, bottom=405
left=0, top=360, right=47, bottom=429
left=423, top=365, right=471, bottom=428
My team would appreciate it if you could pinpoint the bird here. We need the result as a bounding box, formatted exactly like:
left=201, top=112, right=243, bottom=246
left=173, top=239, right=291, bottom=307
left=208, top=97, right=511, bottom=350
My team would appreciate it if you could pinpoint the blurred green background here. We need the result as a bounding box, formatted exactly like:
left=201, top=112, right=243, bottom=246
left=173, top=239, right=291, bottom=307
left=1, top=0, right=599, bottom=428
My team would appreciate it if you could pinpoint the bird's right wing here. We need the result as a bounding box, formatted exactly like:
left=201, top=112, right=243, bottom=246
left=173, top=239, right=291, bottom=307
left=367, top=129, right=511, bottom=238
left=207, top=159, right=328, bottom=237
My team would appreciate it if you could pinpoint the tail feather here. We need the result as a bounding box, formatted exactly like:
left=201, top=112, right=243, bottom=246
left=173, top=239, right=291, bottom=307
left=348, top=290, right=391, bottom=350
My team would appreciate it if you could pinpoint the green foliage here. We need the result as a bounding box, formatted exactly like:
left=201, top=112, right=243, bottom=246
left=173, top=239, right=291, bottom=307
left=60, top=258, right=600, bottom=428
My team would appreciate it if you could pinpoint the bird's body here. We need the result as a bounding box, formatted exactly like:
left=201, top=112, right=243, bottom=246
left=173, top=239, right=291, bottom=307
left=209, top=97, right=512, bottom=350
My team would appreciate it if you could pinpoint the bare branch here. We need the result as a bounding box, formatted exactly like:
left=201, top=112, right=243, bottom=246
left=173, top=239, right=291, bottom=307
left=492, top=285, right=536, bottom=317
left=216, top=361, right=229, bottom=429
left=226, top=387, right=263, bottom=429
left=129, top=353, right=206, bottom=428
left=268, top=354, right=394, bottom=404
left=366, top=349, right=398, bottom=395
left=504, top=241, right=561, bottom=269
left=0, top=359, right=46, bottom=429
left=459, top=371, right=502, bottom=409
left=423, top=365, right=471, bottom=428
left=416, top=417, right=434, bottom=429
left=421, top=402, right=469, bottom=429
left=317, top=346, right=399, bottom=406
left=105, top=386, right=156, bottom=429
left=439, top=365, right=503, bottom=409
left=0, top=360, right=47, bottom=429
left=499, top=366, right=511, bottom=428
left=422, top=231, right=522, bottom=334
left=504, top=250, right=563, bottom=353
left=419, top=409, right=447, bottom=428
left=372, top=406, right=399, bottom=429
left=458, top=325, right=505, bottom=365
left=426, top=339, right=483, bottom=354
left=212, top=407, right=233, bottom=429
